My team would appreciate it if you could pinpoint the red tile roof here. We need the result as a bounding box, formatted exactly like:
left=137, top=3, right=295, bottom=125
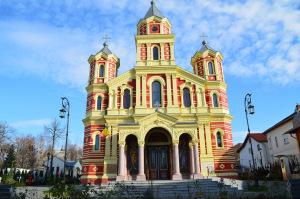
left=237, top=133, right=267, bottom=153
left=249, top=133, right=267, bottom=142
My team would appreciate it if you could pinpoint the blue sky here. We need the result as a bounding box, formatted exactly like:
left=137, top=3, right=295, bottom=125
left=0, top=0, right=299, bottom=147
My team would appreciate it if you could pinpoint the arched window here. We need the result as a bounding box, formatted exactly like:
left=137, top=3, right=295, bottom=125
left=183, top=88, right=191, bottom=107
left=153, top=46, right=159, bottom=60
left=208, top=62, right=214, bottom=75
left=152, top=81, right=161, bottom=107
left=94, top=134, right=100, bottom=150
left=217, top=132, right=223, bottom=147
left=99, top=65, right=105, bottom=77
left=123, top=89, right=130, bottom=109
left=212, top=93, right=219, bottom=107
left=97, top=96, right=102, bottom=110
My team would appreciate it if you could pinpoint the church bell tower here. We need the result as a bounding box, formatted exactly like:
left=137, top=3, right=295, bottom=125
left=191, top=40, right=225, bottom=82
left=135, top=0, right=175, bottom=67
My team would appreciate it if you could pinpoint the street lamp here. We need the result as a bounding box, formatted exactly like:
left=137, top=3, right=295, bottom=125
left=257, top=145, right=263, bottom=167
left=59, top=97, right=70, bottom=182
left=244, top=93, right=258, bottom=185
left=46, top=152, right=50, bottom=178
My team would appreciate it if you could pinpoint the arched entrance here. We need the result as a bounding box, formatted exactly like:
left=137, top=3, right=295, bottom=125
left=145, top=127, right=172, bottom=180
left=179, top=133, right=192, bottom=179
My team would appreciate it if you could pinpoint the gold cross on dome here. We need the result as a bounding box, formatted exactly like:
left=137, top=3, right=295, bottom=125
left=102, top=34, right=111, bottom=44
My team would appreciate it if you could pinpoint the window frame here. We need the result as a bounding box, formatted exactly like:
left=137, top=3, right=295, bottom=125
left=152, top=46, right=160, bottom=60
left=183, top=87, right=191, bottom=108
left=96, top=95, right=102, bottom=110
left=216, top=131, right=223, bottom=148
left=152, top=81, right=162, bottom=107
left=147, top=76, right=166, bottom=108
left=99, top=65, right=105, bottom=77
left=94, top=134, right=100, bottom=150
left=212, top=93, right=219, bottom=108
left=208, top=61, right=215, bottom=75
left=123, top=89, right=131, bottom=109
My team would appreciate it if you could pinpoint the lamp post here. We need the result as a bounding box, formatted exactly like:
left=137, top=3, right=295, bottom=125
left=46, top=152, right=50, bottom=178
left=59, top=97, right=70, bottom=182
left=244, top=93, right=258, bottom=185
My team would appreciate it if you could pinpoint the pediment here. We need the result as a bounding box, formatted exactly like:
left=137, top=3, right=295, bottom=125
left=137, top=111, right=177, bottom=126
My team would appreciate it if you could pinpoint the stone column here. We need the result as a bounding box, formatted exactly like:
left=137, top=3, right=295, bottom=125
left=172, top=74, right=178, bottom=106
left=146, top=44, right=151, bottom=61
left=137, top=142, right=146, bottom=181
left=189, top=143, right=195, bottom=179
left=142, top=75, right=147, bottom=107
left=166, top=74, right=172, bottom=107
left=114, top=89, right=118, bottom=109
left=193, top=142, right=202, bottom=179
left=116, top=143, right=126, bottom=181
left=195, top=86, right=202, bottom=108
left=135, top=75, right=141, bottom=108
left=172, top=142, right=182, bottom=180
left=108, top=92, right=113, bottom=109
left=160, top=43, right=165, bottom=61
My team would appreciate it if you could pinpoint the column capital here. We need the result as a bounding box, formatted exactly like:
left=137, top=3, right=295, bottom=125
left=172, top=140, right=179, bottom=145
left=119, top=141, right=125, bottom=146
left=192, top=140, right=199, bottom=145
left=138, top=141, right=145, bottom=146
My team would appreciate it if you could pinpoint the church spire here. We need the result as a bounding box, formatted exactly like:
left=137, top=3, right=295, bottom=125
left=144, top=0, right=164, bottom=19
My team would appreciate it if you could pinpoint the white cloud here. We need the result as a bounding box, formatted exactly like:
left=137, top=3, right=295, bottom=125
left=10, top=118, right=52, bottom=129
left=0, top=0, right=299, bottom=87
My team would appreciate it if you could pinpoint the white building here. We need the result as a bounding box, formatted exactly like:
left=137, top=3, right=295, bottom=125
left=263, top=105, right=300, bottom=180
left=44, top=156, right=82, bottom=178
left=238, top=133, right=270, bottom=170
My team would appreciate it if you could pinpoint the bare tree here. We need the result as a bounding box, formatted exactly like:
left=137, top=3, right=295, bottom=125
left=0, top=122, right=14, bottom=168
left=67, top=144, right=83, bottom=162
left=34, top=134, right=48, bottom=169
left=44, top=119, right=64, bottom=175
left=15, top=135, right=36, bottom=169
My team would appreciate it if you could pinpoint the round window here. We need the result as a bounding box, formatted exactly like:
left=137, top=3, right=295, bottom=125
left=152, top=26, right=158, bottom=32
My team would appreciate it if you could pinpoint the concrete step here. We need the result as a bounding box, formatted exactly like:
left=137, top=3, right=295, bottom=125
left=0, top=185, right=12, bottom=199
left=93, top=179, right=241, bottom=199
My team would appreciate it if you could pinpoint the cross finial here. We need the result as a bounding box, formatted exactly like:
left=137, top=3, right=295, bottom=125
left=154, top=101, right=160, bottom=111
left=200, top=32, right=208, bottom=45
left=102, top=34, right=111, bottom=46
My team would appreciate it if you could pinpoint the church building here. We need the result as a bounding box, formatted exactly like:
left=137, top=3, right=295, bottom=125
left=81, top=1, right=236, bottom=184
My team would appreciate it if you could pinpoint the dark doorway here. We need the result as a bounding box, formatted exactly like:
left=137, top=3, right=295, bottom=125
left=126, top=135, right=138, bottom=176
left=179, top=133, right=192, bottom=179
left=145, top=128, right=172, bottom=180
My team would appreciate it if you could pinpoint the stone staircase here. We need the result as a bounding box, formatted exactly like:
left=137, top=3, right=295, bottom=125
left=0, top=185, right=13, bottom=199
left=99, top=178, right=241, bottom=199
left=289, top=179, right=300, bottom=199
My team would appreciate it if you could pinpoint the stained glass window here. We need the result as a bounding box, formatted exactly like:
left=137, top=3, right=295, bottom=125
left=208, top=62, right=214, bottom=74
left=153, top=46, right=159, bottom=60
left=99, top=65, right=105, bottom=77
left=213, top=93, right=219, bottom=107
left=217, top=132, right=222, bottom=147
left=183, top=88, right=191, bottom=107
left=152, top=81, right=161, bottom=107
left=95, top=134, right=100, bottom=150
left=97, top=96, right=102, bottom=110
left=123, top=89, right=130, bottom=109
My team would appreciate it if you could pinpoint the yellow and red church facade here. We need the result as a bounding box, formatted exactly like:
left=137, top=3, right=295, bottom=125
left=81, top=1, right=236, bottom=184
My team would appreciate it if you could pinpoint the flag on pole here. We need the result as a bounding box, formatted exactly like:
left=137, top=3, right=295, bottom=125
left=102, top=128, right=110, bottom=136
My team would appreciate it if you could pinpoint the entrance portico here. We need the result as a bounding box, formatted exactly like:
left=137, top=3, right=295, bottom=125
left=116, top=111, right=202, bottom=181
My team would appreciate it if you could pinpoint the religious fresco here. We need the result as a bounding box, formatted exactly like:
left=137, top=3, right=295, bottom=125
left=126, top=137, right=138, bottom=175
left=179, top=136, right=190, bottom=174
